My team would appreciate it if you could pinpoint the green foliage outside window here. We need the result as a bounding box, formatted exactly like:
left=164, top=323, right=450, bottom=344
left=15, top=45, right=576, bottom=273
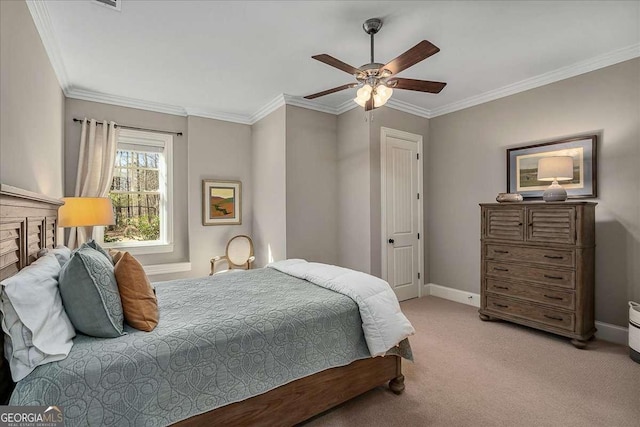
left=104, top=149, right=162, bottom=243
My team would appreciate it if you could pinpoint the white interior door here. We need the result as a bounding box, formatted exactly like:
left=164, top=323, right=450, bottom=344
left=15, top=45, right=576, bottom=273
left=381, top=128, right=422, bottom=301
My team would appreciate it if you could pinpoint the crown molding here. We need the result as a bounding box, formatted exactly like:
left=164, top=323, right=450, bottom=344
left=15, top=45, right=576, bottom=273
left=67, top=87, right=188, bottom=116
left=25, top=0, right=70, bottom=94
left=429, top=42, right=640, bottom=118
left=335, top=99, right=359, bottom=115
left=385, top=98, right=432, bottom=118
left=186, top=107, right=252, bottom=125
left=249, top=94, right=286, bottom=124
left=282, top=95, right=342, bottom=116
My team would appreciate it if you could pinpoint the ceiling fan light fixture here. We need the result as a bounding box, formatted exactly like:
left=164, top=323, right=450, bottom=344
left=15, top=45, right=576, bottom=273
left=356, top=84, right=373, bottom=99
left=354, top=84, right=373, bottom=106
left=376, top=83, right=393, bottom=101
left=373, top=92, right=389, bottom=108
left=306, top=18, right=446, bottom=108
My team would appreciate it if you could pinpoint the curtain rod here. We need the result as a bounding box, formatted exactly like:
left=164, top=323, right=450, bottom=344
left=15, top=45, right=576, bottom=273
left=72, top=118, right=183, bottom=136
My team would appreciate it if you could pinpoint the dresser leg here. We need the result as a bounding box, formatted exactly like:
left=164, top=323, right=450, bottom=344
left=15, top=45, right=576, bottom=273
left=571, top=339, right=587, bottom=349
left=479, top=313, right=492, bottom=321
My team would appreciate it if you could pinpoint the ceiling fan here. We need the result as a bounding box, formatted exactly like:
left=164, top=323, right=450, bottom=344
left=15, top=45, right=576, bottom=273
left=304, top=18, right=446, bottom=111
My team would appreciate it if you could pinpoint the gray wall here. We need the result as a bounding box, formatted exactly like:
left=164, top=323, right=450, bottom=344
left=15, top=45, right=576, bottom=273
left=369, top=107, right=430, bottom=278
left=188, top=116, right=252, bottom=277
left=64, top=98, right=189, bottom=276
left=337, top=108, right=371, bottom=273
left=0, top=0, right=64, bottom=198
left=285, top=106, right=339, bottom=265
left=251, top=106, right=287, bottom=267
left=428, top=58, right=640, bottom=327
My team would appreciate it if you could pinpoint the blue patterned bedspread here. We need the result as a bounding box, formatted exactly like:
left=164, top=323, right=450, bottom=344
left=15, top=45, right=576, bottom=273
left=10, top=268, right=396, bottom=426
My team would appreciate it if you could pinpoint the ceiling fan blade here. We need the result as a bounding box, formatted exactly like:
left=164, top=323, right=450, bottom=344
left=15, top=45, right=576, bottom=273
left=390, top=78, right=447, bottom=93
left=380, top=40, right=440, bottom=75
left=312, top=54, right=361, bottom=75
left=364, top=97, right=375, bottom=111
left=304, top=83, right=357, bottom=100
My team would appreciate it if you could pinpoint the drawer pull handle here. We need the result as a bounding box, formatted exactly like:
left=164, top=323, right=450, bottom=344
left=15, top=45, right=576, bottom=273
left=544, top=274, right=563, bottom=280
left=544, top=255, right=564, bottom=260
left=494, top=285, right=509, bottom=290
left=494, top=250, right=509, bottom=254
left=544, top=314, right=564, bottom=321
left=544, top=294, right=563, bottom=300
left=494, top=303, right=509, bottom=308
left=494, top=267, right=509, bottom=272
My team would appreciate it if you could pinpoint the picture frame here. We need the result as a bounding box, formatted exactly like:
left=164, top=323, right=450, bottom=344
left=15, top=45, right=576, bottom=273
left=202, top=180, right=242, bottom=225
left=507, top=135, right=597, bottom=199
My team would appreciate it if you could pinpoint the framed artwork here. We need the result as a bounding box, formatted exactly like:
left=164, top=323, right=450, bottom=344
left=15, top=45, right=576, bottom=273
left=507, top=135, right=597, bottom=199
left=202, top=180, right=242, bottom=225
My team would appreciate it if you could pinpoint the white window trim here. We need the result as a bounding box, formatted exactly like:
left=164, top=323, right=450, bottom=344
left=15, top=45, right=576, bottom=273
left=96, top=129, right=174, bottom=254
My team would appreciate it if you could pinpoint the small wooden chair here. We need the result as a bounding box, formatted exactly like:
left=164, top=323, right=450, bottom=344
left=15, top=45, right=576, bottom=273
left=210, top=235, right=255, bottom=275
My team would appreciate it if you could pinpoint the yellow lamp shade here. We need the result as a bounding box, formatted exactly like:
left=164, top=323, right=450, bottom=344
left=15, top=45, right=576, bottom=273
left=58, top=197, right=115, bottom=227
left=537, top=156, right=574, bottom=182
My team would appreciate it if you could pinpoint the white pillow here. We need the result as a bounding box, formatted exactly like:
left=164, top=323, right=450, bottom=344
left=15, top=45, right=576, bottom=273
left=37, top=245, right=72, bottom=267
left=0, top=253, right=75, bottom=381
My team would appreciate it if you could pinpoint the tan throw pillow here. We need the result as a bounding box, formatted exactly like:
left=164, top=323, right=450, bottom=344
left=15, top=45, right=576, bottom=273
left=114, top=252, right=159, bottom=332
left=109, top=249, right=126, bottom=265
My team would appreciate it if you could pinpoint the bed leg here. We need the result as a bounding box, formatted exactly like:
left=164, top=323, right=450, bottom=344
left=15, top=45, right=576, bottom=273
left=389, top=374, right=405, bottom=394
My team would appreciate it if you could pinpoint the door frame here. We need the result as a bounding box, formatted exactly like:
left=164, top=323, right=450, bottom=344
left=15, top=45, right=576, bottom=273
left=380, top=127, right=424, bottom=298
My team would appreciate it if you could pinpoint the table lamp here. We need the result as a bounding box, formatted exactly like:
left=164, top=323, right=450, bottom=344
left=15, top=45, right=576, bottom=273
left=58, top=197, right=115, bottom=246
left=537, top=156, right=574, bottom=202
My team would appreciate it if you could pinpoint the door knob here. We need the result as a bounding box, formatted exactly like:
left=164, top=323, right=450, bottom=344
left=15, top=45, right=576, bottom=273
left=388, top=239, right=395, bottom=244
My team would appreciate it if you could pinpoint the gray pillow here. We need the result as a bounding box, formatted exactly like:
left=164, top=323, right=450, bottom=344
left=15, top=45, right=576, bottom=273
left=59, top=246, right=124, bottom=338
left=83, top=240, right=112, bottom=263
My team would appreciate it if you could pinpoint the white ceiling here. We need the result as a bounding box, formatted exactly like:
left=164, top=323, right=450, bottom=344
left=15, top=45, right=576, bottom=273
left=36, top=0, right=640, bottom=119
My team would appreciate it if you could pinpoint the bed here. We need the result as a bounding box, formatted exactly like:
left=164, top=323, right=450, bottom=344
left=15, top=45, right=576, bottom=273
left=0, top=184, right=408, bottom=426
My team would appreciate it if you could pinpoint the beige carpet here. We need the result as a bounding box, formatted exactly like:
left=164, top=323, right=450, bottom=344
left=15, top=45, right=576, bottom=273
left=304, top=296, right=640, bottom=427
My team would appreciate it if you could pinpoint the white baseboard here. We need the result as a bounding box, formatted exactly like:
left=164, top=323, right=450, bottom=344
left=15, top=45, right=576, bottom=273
left=144, top=262, right=191, bottom=276
left=426, top=283, right=480, bottom=308
left=594, top=321, right=629, bottom=345
left=425, top=283, right=628, bottom=346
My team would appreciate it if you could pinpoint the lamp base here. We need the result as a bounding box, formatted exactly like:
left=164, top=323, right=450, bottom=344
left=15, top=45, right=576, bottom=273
left=542, top=180, right=568, bottom=202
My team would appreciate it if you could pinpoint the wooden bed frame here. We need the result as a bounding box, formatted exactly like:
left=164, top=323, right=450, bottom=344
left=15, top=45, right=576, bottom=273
left=0, top=184, right=405, bottom=425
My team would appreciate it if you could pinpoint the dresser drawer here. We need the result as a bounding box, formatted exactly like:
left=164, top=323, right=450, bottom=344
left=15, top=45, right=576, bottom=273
left=486, top=295, right=575, bottom=331
left=485, top=261, right=575, bottom=289
left=485, top=279, right=575, bottom=310
left=485, top=244, right=575, bottom=268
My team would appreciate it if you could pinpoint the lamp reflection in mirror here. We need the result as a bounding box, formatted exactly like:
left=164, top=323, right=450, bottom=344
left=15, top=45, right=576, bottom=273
left=58, top=197, right=115, bottom=247
left=537, top=156, right=574, bottom=202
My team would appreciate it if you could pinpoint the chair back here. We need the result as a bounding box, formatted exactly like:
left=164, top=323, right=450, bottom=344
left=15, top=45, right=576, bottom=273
left=226, top=235, right=254, bottom=267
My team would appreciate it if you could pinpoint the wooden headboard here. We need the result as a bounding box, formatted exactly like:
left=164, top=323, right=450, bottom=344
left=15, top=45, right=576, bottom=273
left=0, top=184, right=63, bottom=403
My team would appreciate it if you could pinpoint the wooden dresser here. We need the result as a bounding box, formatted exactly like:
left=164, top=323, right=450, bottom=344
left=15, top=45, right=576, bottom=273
left=479, top=202, right=596, bottom=348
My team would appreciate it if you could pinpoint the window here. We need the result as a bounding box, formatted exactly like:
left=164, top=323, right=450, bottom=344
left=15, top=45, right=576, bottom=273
left=98, top=129, right=173, bottom=254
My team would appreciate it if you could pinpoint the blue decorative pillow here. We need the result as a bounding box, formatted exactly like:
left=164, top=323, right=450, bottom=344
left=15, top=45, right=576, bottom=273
left=82, top=239, right=112, bottom=263
left=59, top=246, right=124, bottom=337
